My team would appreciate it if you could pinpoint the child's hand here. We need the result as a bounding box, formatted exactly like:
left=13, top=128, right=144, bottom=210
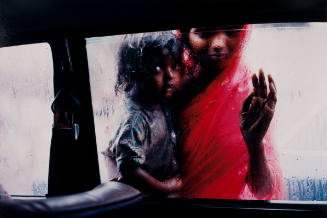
left=239, top=69, right=277, bottom=151
left=133, top=167, right=182, bottom=195
left=164, top=177, right=183, bottom=193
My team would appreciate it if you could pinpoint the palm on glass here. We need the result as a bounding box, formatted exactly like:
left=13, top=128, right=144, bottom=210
left=240, top=69, right=277, bottom=150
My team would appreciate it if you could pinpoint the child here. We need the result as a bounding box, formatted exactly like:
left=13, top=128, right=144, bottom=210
left=105, top=33, right=184, bottom=196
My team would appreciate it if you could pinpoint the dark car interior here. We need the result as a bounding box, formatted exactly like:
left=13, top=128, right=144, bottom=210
left=1, top=0, right=327, bottom=217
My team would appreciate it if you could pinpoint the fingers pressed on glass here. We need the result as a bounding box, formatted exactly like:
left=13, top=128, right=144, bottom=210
left=267, top=74, right=277, bottom=108
left=268, top=74, right=277, bottom=95
left=241, top=92, right=255, bottom=113
left=252, top=74, right=259, bottom=96
left=258, top=69, right=267, bottom=98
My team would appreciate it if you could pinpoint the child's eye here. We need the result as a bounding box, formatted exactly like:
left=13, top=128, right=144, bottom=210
left=155, top=66, right=162, bottom=74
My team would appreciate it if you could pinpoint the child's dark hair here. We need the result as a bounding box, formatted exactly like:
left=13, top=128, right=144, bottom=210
left=115, top=32, right=184, bottom=95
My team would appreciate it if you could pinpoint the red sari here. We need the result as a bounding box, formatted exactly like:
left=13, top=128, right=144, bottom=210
left=179, top=25, right=284, bottom=199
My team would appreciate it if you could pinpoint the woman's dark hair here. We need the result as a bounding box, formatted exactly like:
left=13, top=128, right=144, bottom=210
left=115, top=32, right=184, bottom=95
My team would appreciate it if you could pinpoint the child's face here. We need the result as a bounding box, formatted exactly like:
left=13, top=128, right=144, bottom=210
left=188, top=26, right=243, bottom=72
left=152, top=54, right=182, bottom=99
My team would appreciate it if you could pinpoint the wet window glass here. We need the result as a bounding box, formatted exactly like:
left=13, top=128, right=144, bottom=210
left=86, top=23, right=327, bottom=201
left=0, top=43, right=53, bottom=197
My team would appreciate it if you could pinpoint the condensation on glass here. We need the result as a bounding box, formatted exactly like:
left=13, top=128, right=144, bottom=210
left=0, top=43, right=53, bottom=196
left=86, top=35, right=125, bottom=183
left=86, top=23, right=327, bottom=201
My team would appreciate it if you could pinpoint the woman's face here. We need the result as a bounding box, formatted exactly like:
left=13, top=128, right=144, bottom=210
left=188, top=26, right=243, bottom=72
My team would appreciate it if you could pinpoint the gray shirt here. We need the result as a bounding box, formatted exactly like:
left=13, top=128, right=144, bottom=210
left=108, top=99, right=179, bottom=182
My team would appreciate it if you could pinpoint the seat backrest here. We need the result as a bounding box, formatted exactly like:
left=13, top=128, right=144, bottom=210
left=0, top=182, right=142, bottom=218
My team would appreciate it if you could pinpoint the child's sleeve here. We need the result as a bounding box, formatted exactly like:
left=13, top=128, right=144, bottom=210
left=115, top=112, right=149, bottom=178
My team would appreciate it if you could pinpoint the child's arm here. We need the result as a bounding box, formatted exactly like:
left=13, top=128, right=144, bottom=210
left=131, top=167, right=182, bottom=194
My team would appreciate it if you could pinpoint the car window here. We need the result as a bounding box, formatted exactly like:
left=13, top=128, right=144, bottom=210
left=86, top=23, right=327, bottom=201
left=0, top=43, right=53, bottom=197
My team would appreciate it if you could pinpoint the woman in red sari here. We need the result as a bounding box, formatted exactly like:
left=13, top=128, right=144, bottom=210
left=176, top=25, right=284, bottom=199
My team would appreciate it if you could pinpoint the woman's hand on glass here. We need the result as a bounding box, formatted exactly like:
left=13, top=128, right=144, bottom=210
left=239, top=69, right=277, bottom=152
